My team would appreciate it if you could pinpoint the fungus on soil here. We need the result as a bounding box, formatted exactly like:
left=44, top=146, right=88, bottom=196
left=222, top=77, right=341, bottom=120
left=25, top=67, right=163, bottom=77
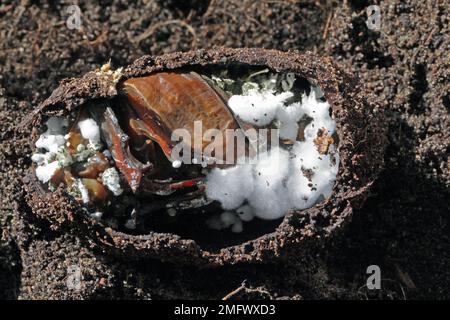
left=31, top=65, right=339, bottom=235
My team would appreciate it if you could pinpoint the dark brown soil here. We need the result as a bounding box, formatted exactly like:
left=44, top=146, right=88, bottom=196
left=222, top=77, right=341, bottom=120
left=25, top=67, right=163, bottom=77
left=0, top=0, right=449, bottom=299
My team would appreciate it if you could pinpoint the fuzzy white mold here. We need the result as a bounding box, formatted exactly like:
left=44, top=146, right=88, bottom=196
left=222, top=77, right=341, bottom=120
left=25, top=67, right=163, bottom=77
left=101, top=167, right=123, bottom=196
left=32, top=117, right=110, bottom=204
left=35, top=161, right=60, bottom=184
left=206, top=81, right=339, bottom=230
left=77, top=179, right=90, bottom=204
left=206, top=211, right=244, bottom=233
left=206, top=164, right=254, bottom=210
left=78, top=118, right=101, bottom=149
left=32, top=117, right=70, bottom=183
left=228, top=89, right=293, bottom=126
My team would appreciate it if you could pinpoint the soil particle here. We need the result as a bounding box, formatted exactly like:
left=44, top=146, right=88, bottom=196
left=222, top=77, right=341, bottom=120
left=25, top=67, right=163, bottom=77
left=314, top=127, right=334, bottom=155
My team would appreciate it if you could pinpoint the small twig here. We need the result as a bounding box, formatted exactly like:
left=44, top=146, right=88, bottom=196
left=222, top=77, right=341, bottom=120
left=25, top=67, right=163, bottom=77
left=86, top=24, right=109, bottom=46
left=394, top=264, right=416, bottom=290
left=203, top=0, right=217, bottom=18
left=410, top=25, right=438, bottom=67
left=0, top=3, right=14, bottom=14
left=424, top=26, right=438, bottom=46
left=7, top=4, right=26, bottom=40
left=322, top=10, right=334, bottom=40
left=214, top=8, right=238, bottom=23
left=245, top=14, right=263, bottom=29
left=222, top=281, right=247, bottom=300
left=246, top=68, right=269, bottom=81
left=130, top=19, right=198, bottom=48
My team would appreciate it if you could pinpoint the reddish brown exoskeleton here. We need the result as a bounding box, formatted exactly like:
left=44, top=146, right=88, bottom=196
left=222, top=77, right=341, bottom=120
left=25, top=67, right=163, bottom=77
left=83, top=71, right=252, bottom=207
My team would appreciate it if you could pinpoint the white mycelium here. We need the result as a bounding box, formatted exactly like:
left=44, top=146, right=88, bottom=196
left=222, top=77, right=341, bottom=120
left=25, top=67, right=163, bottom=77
left=32, top=117, right=122, bottom=201
left=32, top=117, right=68, bottom=183
left=77, top=178, right=90, bottom=204
left=78, top=118, right=101, bottom=150
left=204, top=164, right=254, bottom=210
left=206, top=75, right=339, bottom=232
left=206, top=211, right=243, bottom=234
left=35, top=161, right=60, bottom=184
left=228, top=90, right=293, bottom=126
left=101, top=167, right=123, bottom=196
left=32, top=71, right=338, bottom=235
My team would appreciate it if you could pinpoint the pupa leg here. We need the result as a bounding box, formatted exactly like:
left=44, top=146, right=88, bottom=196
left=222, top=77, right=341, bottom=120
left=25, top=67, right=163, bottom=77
left=89, top=103, right=152, bottom=192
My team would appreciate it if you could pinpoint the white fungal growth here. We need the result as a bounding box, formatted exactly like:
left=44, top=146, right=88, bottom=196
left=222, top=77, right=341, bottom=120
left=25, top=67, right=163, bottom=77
left=167, top=208, right=177, bottom=217
left=101, top=167, right=123, bottom=196
left=206, top=211, right=244, bottom=233
left=32, top=72, right=339, bottom=235
left=248, top=146, right=292, bottom=220
left=31, top=153, right=47, bottom=166
left=90, top=212, right=103, bottom=220
left=32, top=116, right=111, bottom=211
left=33, top=117, right=94, bottom=185
left=35, top=134, right=66, bottom=153
left=45, top=117, right=69, bottom=135
left=276, top=101, right=305, bottom=140
left=77, top=179, right=90, bottom=204
left=228, top=89, right=293, bottom=126
left=206, top=164, right=254, bottom=210
left=301, top=92, right=336, bottom=137
left=33, top=117, right=68, bottom=154
left=206, top=80, right=339, bottom=231
left=172, top=159, right=182, bottom=168
left=231, top=219, right=243, bottom=233
left=236, top=205, right=254, bottom=222
left=35, top=161, right=60, bottom=184
left=31, top=152, right=55, bottom=166
left=124, top=219, right=136, bottom=230
left=78, top=118, right=101, bottom=149
left=32, top=117, right=70, bottom=183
